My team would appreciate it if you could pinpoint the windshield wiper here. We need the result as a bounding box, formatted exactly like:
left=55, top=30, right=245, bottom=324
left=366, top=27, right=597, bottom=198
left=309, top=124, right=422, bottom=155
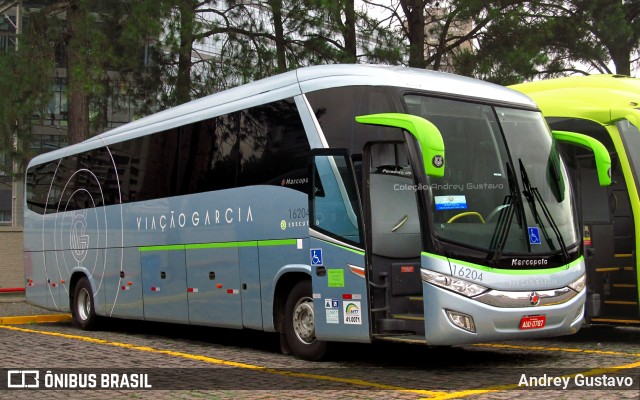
left=518, top=159, right=569, bottom=261
left=489, top=162, right=527, bottom=264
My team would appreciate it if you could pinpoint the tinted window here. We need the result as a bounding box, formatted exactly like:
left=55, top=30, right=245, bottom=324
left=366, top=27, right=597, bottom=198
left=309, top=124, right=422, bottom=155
left=26, top=146, right=127, bottom=214
left=305, top=86, right=403, bottom=155
left=179, top=116, right=238, bottom=193
left=178, top=98, right=309, bottom=195
left=237, top=100, right=310, bottom=192
left=109, top=128, right=180, bottom=202
left=26, top=99, right=310, bottom=215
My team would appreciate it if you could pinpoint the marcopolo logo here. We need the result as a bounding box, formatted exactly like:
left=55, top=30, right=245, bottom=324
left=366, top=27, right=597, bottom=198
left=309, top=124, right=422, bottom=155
left=511, top=258, right=548, bottom=267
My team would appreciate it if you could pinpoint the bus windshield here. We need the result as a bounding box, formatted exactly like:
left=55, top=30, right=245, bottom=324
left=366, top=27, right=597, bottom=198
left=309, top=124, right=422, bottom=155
left=404, top=95, right=579, bottom=260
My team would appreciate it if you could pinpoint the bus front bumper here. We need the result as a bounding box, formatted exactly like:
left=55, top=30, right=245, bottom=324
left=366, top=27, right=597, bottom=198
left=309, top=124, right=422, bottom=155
left=422, top=282, right=586, bottom=346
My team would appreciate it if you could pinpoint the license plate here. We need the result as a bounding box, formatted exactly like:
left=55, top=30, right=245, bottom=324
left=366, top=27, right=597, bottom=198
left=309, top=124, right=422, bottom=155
left=519, top=315, right=546, bottom=330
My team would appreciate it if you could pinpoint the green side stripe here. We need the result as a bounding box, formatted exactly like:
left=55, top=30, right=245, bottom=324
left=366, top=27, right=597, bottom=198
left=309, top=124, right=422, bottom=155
left=140, top=239, right=297, bottom=252
left=139, top=245, right=185, bottom=252
left=185, top=241, right=258, bottom=250
left=258, top=239, right=298, bottom=247
left=421, top=252, right=584, bottom=275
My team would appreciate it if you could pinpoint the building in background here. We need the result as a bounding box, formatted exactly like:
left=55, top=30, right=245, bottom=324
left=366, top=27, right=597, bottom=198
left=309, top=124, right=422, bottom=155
left=0, top=0, right=139, bottom=288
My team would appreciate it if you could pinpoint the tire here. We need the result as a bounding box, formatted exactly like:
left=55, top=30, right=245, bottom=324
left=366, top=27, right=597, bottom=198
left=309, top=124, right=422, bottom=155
left=283, top=280, right=327, bottom=361
left=72, top=277, right=99, bottom=330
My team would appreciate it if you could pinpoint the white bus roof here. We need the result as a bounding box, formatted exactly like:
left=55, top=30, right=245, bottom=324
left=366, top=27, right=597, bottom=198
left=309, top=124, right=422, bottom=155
left=29, top=64, right=536, bottom=166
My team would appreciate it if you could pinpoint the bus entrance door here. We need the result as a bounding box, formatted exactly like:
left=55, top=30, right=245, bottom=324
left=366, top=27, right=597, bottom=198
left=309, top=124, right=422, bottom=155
left=309, top=150, right=371, bottom=343
left=364, top=142, right=425, bottom=341
left=575, top=153, right=638, bottom=323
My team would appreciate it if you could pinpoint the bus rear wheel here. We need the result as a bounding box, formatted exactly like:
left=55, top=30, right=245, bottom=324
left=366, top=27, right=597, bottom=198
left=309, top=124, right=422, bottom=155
left=284, top=280, right=327, bottom=361
left=72, top=277, right=99, bottom=330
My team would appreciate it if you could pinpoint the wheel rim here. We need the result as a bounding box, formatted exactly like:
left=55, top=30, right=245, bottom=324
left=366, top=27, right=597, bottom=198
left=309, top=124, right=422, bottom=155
left=77, top=288, right=91, bottom=322
left=292, top=296, right=315, bottom=344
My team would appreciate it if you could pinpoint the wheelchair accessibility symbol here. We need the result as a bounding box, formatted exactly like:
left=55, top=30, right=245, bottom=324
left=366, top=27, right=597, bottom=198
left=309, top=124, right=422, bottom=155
left=311, top=248, right=323, bottom=266
left=528, top=227, right=541, bottom=245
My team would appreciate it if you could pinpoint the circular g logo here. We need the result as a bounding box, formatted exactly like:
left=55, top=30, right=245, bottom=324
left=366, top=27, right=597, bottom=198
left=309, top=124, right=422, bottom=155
left=70, top=210, right=89, bottom=264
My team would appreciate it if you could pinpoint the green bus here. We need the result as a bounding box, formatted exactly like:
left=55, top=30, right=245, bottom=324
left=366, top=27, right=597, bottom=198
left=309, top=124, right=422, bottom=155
left=513, top=75, right=640, bottom=325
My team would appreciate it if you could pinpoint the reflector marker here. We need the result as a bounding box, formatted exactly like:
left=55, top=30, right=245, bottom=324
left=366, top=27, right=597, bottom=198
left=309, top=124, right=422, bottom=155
left=187, top=288, right=198, bottom=293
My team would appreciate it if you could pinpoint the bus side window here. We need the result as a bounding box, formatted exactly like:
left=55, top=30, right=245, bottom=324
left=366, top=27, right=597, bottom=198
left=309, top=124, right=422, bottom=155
left=311, top=153, right=363, bottom=246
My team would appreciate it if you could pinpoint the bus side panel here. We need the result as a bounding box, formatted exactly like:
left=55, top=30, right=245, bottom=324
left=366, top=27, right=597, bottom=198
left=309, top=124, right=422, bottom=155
left=24, top=251, right=49, bottom=310
left=104, top=247, right=143, bottom=319
left=239, top=244, right=263, bottom=329
left=259, top=242, right=309, bottom=332
left=186, top=246, right=242, bottom=328
left=141, top=249, right=189, bottom=323
left=310, top=238, right=370, bottom=343
left=44, top=250, right=63, bottom=311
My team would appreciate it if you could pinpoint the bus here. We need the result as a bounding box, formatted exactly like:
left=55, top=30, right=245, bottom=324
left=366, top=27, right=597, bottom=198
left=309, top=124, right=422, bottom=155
left=24, top=65, right=610, bottom=360
left=512, top=75, right=640, bottom=325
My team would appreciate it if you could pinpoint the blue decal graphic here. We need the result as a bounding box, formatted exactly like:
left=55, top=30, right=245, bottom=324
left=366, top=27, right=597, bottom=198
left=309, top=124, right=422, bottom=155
left=311, top=248, right=323, bottom=266
left=325, top=298, right=339, bottom=309
left=528, top=227, right=541, bottom=245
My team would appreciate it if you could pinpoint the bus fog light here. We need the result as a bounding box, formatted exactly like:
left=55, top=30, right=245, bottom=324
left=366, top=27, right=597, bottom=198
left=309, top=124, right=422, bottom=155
left=446, top=310, right=476, bottom=333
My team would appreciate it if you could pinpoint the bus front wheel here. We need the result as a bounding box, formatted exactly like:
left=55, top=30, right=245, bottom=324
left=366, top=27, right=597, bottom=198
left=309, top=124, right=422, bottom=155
left=72, top=277, right=99, bottom=330
left=284, top=280, right=327, bottom=361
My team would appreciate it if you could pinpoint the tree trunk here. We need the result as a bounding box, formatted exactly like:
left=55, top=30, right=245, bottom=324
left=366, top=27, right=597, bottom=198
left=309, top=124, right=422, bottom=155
left=269, top=0, right=287, bottom=73
left=66, top=0, right=89, bottom=145
left=342, top=0, right=357, bottom=63
left=611, top=48, right=632, bottom=76
left=401, top=0, right=426, bottom=68
left=175, top=0, right=195, bottom=105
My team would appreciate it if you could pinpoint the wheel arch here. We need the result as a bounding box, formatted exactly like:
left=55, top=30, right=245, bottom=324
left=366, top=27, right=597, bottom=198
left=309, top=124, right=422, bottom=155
left=68, top=271, right=90, bottom=304
left=273, top=271, right=311, bottom=333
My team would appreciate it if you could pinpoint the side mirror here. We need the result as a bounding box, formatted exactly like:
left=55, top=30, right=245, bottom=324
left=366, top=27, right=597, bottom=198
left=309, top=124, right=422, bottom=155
left=355, top=113, right=445, bottom=178
left=552, top=130, right=612, bottom=186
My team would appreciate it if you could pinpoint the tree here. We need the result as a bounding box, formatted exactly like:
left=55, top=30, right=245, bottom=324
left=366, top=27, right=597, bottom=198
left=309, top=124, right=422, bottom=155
left=454, top=0, right=640, bottom=84
left=0, top=12, right=55, bottom=175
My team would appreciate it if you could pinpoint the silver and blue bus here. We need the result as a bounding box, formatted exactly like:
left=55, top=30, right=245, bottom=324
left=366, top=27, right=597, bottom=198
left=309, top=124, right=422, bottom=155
left=23, top=65, right=610, bottom=360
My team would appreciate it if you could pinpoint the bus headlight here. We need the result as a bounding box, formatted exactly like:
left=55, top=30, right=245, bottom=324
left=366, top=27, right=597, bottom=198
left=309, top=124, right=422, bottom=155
left=421, top=269, right=489, bottom=297
left=568, top=274, right=586, bottom=293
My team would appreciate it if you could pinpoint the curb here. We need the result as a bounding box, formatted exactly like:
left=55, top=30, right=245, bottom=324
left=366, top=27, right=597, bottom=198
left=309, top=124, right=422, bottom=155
left=0, top=314, right=72, bottom=325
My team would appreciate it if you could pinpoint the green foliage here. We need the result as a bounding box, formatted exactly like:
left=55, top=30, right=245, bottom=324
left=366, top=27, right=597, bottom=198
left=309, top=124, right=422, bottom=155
left=0, top=13, right=55, bottom=175
left=4, top=0, right=638, bottom=155
left=452, top=0, right=640, bottom=84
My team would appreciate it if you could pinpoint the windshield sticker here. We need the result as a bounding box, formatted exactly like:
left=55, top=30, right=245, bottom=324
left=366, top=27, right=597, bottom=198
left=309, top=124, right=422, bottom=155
left=528, top=227, right=542, bottom=245
left=435, top=195, right=468, bottom=210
